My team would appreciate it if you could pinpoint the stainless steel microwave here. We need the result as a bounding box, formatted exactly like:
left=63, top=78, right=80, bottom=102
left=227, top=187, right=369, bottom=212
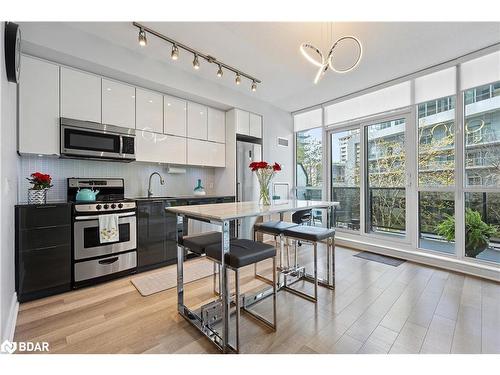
left=60, top=118, right=135, bottom=162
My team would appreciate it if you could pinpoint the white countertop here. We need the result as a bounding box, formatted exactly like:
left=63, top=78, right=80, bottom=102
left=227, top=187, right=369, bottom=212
left=166, top=200, right=339, bottom=221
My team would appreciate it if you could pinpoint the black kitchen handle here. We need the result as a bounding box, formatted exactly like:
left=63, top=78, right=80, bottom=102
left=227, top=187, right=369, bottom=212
left=98, top=257, right=119, bottom=265
left=35, top=205, right=57, bottom=209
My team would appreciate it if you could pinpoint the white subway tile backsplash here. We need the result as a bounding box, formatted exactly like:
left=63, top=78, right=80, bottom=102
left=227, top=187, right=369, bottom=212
left=19, top=156, right=216, bottom=203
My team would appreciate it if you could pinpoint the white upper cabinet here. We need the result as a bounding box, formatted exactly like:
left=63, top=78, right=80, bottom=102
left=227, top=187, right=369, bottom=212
left=187, top=102, right=208, bottom=140
left=136, top=131, right=186, bottom=165
left=249, top=113, right=262, bottom=138
left=207, top=108, right=225, bottom=143
left=136, top=88, right=163, bottom=133
left=19, top=56, right=60, bottom=156
left=235, top=109, right=250, bottom=135
left=164, top=95, right=186, bottom=137
left=102, top=79, right=136, bottom=129
left=187, top=139, right=225, bottom=167
left=61, top=67, right=101, bottom=123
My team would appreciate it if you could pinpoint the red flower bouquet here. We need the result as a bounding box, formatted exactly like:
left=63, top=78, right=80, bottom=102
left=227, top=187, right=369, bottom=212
left=27, top=172, right=53, bottom=190
left=249, top=161, right=282, bottom=205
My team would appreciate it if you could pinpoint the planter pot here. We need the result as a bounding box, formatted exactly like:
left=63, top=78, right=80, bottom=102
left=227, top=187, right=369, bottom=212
left=28, top=188, right=49, bottom=205
left=465, top=238, right=489, bottom=258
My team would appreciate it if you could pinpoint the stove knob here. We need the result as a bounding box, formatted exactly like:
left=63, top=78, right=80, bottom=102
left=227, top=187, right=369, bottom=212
left=118, top=203, right=123, bottom=209
left=111, top=204, right=116, bottom=209
left=103, top=204, right=109, bottom=210
left=96, top=204, right=102, bottom=210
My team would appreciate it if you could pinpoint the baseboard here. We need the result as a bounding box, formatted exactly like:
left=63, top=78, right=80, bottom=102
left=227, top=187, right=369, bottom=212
left=2, top=292, right=19, bottom=342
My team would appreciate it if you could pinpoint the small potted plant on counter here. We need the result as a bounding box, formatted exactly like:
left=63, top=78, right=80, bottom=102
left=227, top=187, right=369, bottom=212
left=27, top=172, right=53, bottom=205
left=249, top=161, right=281, bottom=205
left=436, top=208, right=498, bottom=258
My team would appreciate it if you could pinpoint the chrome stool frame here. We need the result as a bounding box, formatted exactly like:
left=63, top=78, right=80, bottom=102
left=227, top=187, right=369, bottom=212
left=281, top=235, right=335, bottom=303
left=206, top=254, right=277, bottom=353
left=252, top=222, right=298, bottom=285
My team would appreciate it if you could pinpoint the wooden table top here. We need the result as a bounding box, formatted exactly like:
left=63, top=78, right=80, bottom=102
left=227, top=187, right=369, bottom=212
left=165, top=200, right=339, bottom=221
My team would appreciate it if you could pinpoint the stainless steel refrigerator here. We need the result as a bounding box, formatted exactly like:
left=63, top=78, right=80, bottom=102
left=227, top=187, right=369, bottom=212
left=236, top=140, right=262, bottom=239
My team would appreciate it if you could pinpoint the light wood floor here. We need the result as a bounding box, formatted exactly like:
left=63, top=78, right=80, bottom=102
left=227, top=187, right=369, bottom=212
left=14, top=244, right=500, bottom=354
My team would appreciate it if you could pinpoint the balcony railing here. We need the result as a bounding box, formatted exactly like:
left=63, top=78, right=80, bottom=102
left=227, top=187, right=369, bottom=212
left=331, top=187, right=500, bottom=243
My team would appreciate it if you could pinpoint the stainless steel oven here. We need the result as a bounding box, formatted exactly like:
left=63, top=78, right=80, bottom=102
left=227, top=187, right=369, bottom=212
left=73, top=211, right=137, bottom=260
left=60, top=117, right=135, bottom=162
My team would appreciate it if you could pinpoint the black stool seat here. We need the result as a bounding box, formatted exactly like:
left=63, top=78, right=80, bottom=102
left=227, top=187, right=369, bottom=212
left=181, top=231, right=222, bottom=255
left=206, top=239, right=276, bottom=268
left=254, top=221, right=298, bottom=235
left=283, top=226, right=335, bottom=242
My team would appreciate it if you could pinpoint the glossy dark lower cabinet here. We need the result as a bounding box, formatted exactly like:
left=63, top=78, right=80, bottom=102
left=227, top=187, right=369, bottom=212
left=137, top=200, right=179, bottom=272
left=15, top=203, right=72, bottom=302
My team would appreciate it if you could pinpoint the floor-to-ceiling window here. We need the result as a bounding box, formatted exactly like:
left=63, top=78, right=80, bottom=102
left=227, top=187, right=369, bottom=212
left=463, top=80, right=500, bottom=263
left=294, top=108, right=324, bottom=225
left=417, top=95, right=456, bottom=254
left=296, top=127, right=323, bottom=201
left=295, top=50, right=500, bottom=273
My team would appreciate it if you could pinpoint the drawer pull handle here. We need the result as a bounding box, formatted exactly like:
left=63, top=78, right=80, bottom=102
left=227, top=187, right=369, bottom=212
left=98, top=257, right=119, bottom=265
left=35, top=205, right=57, bottom=209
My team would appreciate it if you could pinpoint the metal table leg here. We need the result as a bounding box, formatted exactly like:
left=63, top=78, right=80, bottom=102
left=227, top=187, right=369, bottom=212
left=221, top=220, right=230, bottom=353
left=176, top=214, right=184, bottom=313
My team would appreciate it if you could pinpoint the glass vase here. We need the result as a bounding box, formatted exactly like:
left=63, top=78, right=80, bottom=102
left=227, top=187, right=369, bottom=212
left=259, top=182, right=271, bottom=206
left=28, top=188, right=48, bottom=205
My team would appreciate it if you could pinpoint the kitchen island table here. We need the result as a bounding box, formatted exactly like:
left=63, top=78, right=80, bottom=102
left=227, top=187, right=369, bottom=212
left=166, top=199, right=339, bottom=353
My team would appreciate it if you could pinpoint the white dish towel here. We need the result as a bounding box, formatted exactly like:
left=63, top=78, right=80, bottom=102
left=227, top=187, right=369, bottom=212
left=99, top=214, right=119, bottom=243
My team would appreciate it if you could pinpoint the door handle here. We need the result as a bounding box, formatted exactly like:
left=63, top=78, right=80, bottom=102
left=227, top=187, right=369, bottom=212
left=236, top=182, right=241, bottom=202
left=98, top=257, right=119, bottom=265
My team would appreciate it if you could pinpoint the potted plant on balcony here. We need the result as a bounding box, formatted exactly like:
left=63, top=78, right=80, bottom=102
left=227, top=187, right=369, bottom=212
left=436, top=209, right=498, bottom=258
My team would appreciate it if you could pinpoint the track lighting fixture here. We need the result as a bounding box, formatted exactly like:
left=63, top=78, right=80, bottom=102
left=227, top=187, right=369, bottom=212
left=132, top=22, right=261, bottom=87
left=171, top=44, right=179, bottom=60
left=193, top=54, right=200, bottom=70
left=138, top=28, right=147, bottom=47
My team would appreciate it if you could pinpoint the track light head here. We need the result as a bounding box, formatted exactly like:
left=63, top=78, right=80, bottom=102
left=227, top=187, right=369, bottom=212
left=235, top=73, right=241, bottom=85
left=171, top=44, right=179, bottom=60
left=251, top=81, right=257, bottom=92
left=138, top=28, right=147, bottom=47
left=217, top=65, right=223, bottom=78
left=193, top=54, right=200, bottom=70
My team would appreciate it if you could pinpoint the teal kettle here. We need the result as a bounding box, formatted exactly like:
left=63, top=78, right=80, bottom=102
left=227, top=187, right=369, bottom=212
left=76, top=188, right=100, bottom=202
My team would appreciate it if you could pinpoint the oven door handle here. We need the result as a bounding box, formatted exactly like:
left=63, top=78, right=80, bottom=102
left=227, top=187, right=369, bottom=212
left=74, top=212, right=136, bottom=221
left=98, top=257, right=119, bottom=265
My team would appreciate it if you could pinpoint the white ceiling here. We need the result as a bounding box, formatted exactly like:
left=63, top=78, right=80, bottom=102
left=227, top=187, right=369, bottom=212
left=55, top=22, right=500, bottom=112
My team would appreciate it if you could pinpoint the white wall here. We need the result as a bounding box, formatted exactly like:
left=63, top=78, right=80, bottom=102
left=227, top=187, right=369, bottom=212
left=18, top=22, right=294, bottom=191
left=0, top=22, right=20, bottom=342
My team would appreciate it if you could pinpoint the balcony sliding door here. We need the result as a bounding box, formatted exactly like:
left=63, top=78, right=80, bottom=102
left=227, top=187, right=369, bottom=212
left=329, top=112, right=413, bottom=241
left=331, top=128, right=361, bottom=231
left=366, top=118, right=408, bottom=237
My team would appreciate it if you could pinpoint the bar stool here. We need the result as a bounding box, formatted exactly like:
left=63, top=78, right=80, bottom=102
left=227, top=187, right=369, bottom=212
left=281, top=226, right=336, bottom=303
left=253, top=221, right=298, bottom=282
left=179, top=231, right=224, bottom=294
left=205, top=239, right=277, bottom=353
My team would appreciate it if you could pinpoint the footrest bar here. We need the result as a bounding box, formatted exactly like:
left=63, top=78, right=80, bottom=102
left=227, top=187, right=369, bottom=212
left=242, top=307, right=276, bottom=331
